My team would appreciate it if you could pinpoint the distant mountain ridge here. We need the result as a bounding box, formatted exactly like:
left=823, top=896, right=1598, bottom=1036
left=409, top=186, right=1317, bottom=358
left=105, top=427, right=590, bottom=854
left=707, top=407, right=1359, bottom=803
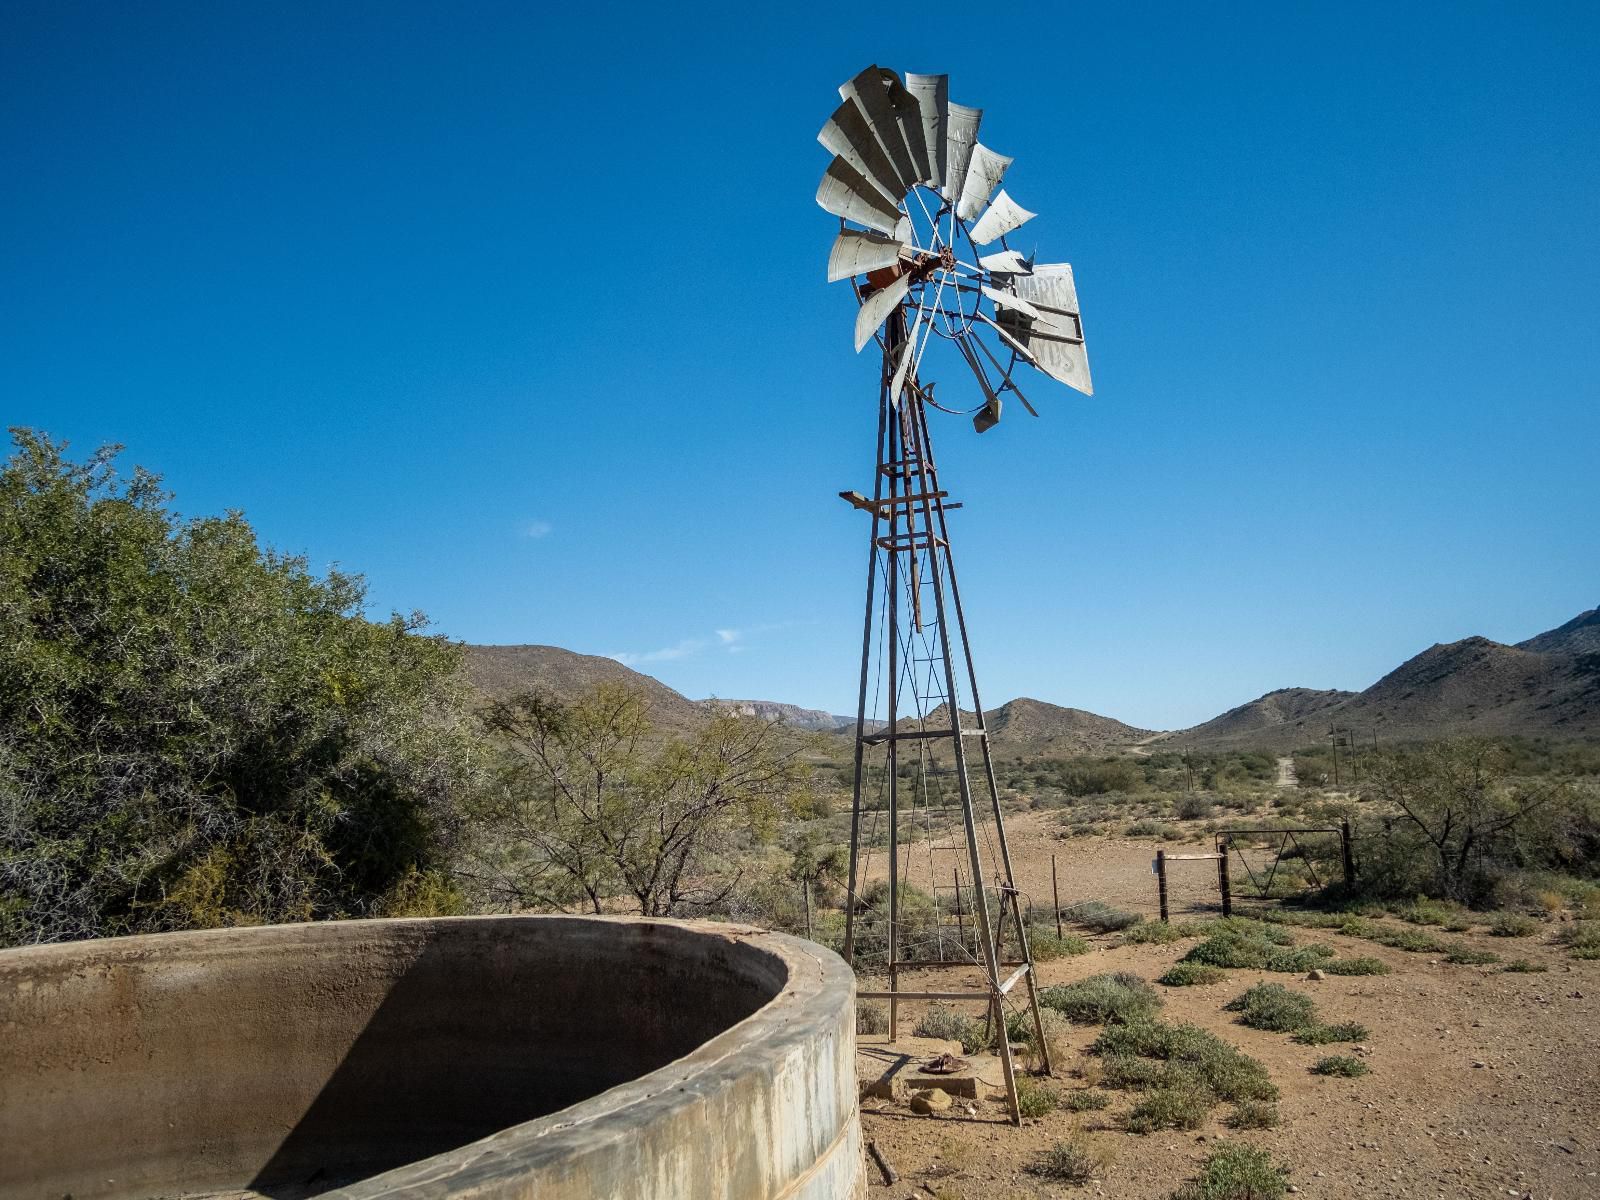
left=463, top=603, right=1600, bottom=753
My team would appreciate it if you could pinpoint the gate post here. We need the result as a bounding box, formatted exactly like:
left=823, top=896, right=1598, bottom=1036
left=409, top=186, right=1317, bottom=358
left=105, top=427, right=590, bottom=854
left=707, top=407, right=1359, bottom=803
left=1340, top=818, right=1356, bottom=887
left=1156, top=849, right=1169, bottom=923
left=1216, top=838, right=1233, bottom=917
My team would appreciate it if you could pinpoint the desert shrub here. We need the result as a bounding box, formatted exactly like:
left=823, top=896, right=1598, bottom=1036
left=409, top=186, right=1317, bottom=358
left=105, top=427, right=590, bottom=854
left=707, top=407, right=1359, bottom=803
left=1181, top=921, right=1334, bottom=973
left=1100, top=1052, right=1166, bottom=1090
left=1444, top=946, right=1500, bottom=965
left=1320, top=956, right=1391, bottom=975
left=1041, top=972, right=1162, bottom=1024
left=0, top=432, right=477, bottom=946
left=1225, top=1100, right=1280, bottom=1129
left=1062, top=1088, right=1112, bottom=1111
left=1032, top=1138, right=1098, bottom=1183
left=1124, top=918, right=1212, bottom=944
left=1069, top=900, right=1144, bottom=933
left=1178, top=795, right=1215, bottom=821
left=1391, top=897, right=1459, bottom=927
left=1291, top=1021, right=1369, bottom=1045
left=1365, top=925, right=1450, bottom=953
left=1092, top=1021, right=1276, bottom=1103
left=1126, top=819, right=1181, bottom=839
left=1159, top=963, right=1228, bottom=987
left=1501, top=959, right=1547, bottom=973
left=1225, top=983, right=1317, bottom=1033
left=1488, top=912, right=1539, bottom=937
left=1126, top=1082, right=1210, bottom=1132
left=1016, top=1076, right=1059, bottom=1118
left=1030, top=930, right=1092, bottom=960
left=1310, top=1054, right=1369, bottom=1077
left=1173, top=1142, right=1288, bottom=1200
left=856, top=1002, right=888, bottom=1035
left=914, top=1004, right=985, bottom=1053
left=1556, top=921, right=1600, bottom=960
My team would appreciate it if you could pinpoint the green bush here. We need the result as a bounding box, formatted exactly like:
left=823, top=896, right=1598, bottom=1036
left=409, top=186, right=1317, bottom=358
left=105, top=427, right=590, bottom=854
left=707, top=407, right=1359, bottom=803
left=1225, top=1100, right=1280, bottom=1129
left=1173, top=1142, right=1288, bottom=1200
left=1016, top=1075, right=1059, bottom=1117
left=856, top=1003, right=888, bottom=1034
left=1092, top=1020, right=1276, bottom=1103
left=1444, top=946, right=1500, bottom=965
left=1291, top=1021, right=1368, bottom=1045
left=0, top=432, right=475, bottom=946
left=1029, top=930, right=1091, bottom=960
left=1041, top=972, right=1162, bottom=1024
left=1556, top=922, right=1600, bottom=960
left=1126, top=1082, right=1210, bottom=1133
left=1062, top=1088, right=1112, bottom=1111
left=1124, top=919, right=1209, bottom=945
left=1488, top=912, right=1539, bottom=937
left=1033, top=1138, right=1098, bottom=1183
left=914, top=1004, right=985, bottom=1053
left=1320, top=956, right=1391, bottom=975
left=1225, top=983, right=1317, bottom=1033
left=1310, top=1054, right=1369, bottom=1077
left=1502, top=959, right=1547, bottom=973
left=1159, top=963, right=1228, bottom=987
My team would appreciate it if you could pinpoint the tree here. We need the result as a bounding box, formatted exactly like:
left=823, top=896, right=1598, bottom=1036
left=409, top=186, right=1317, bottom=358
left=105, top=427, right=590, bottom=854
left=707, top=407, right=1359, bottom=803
left=1361, top=739, right=1566, bottom=901
left=469, top=683, right=811, bottom=917
left=0, top=430, right=477, bottom=945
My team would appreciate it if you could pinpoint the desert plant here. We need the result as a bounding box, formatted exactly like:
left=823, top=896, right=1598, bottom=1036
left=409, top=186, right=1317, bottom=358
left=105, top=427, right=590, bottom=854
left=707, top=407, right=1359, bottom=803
left=1033, top=1138, right=1098, bottom=1183
left=856, top=1002, right=888, bottom=1034
left=1443, top=946, right=1500, bottom=965
left=1501, top=959, right=1547, bottom=973
left=1173, top=1142, right=1288, bottom=1200
left=1310, top=1054, right=1369, bottom=1077
left=1556, top=921, right=1600, bottom=960
left=1225, top=1100, right=1281, bottom=1129
left=1319, top=956, right=1391, bottom=975
left=1291, top=1021, right=1369, bottom=1045
left=1159, top=963, right=1228, bottom=987
left=1029, top=930, right=1091, bottom=960
left=1488, top=912, right=1539, bottom=937
left=1016, top=1076, right=1059, bottom=1118
left=915, top=1004, right=986, bottom=1054
left=1041, top=972, right=1162, bottom=1024
left=1225, top=983, right=1317, bottom=1033
left=1126, top=1082, right=1209, bottom=1132
left=1062, top=1088, right=1112, bottom=1111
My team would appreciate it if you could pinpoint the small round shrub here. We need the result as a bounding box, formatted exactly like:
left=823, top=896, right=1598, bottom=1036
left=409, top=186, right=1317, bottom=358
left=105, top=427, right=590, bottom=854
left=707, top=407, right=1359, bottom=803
left=1040, top=972, right=1162, bottom=1025
left=1016, top=1075, right=1059, bottom=1117
left=856, top=1002, right=888, bottom=1035
left=1062, top=1088, right=1112, bottom=1111
left=1159, top=962, right=1228, bottom=987
left=1310, top=1054, right=1369, bottom=1077
left=1488, top=913, right=1539, bottom=937
left=1320, top=956, right=1390, bottom=976
left=1225, top=1100, right=1281, bottom=1129
left=1444, top=947, right=1500, bottom=965
left=1032, top=1138, right=1097, bottom=1183
left=1225, top=983, right=1317, bottom=1032
left=1291, top=1021, right=1369, bottom=1045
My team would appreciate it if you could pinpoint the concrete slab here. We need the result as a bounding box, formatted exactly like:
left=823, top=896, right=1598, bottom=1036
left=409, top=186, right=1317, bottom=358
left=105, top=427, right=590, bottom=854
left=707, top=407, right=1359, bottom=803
left=855, top=1036, right=1008, bottom=1105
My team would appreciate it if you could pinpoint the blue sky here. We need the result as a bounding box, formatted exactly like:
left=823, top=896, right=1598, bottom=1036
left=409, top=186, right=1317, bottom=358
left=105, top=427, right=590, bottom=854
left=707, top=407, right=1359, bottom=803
left=4, top=2, right=1597, bottom=730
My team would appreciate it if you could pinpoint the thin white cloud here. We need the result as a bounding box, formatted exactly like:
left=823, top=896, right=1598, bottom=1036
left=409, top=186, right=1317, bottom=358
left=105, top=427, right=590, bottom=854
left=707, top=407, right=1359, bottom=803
left=611, top=620, right=812, bottom=668
left=611, top=637, right=706, bottom=666
left=524, top=520, right=553, bottom=539
left=715, top=628, right=742, bottom=646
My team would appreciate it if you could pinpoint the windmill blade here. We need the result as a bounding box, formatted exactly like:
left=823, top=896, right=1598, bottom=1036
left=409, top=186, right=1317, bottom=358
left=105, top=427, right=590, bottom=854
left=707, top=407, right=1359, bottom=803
left=839, top=66, right=916, bottom=193
left=889, top=303, right=924, bottom=406
left=882, top=71, right=934, bottom=187
left=975, top=310, right=1040, bottom=367
left=819, top=96, right=905, bottom=206
left=817, top=157, right=903, bottom=237
left=981, top=283, right=1043, bottom=320
left=971, top=323, right=1039, bottom=416
left=942, top=102, right=982, bottom=204
left=854, top=275, right=911, bottom=353
left=979, top=248, right=1034, bottom=275
left=827, top=229, right=908, bottom=282
left=956, top=143, right=1013, bottom=222
left=967, top=189, right=1036, bottom=245
left=1003, top=262, right=1093, bottom=395
left=905, top=73, right=948, bottom=187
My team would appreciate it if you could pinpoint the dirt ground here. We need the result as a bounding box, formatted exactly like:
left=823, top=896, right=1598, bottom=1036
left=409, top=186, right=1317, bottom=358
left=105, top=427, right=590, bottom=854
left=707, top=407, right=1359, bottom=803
left=856, top=816, right=1599, bottom=1200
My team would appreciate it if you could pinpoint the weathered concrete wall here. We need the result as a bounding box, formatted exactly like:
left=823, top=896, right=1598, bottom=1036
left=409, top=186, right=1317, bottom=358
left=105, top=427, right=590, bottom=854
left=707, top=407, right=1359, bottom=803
left=0, top=916, right=863, bottom=1200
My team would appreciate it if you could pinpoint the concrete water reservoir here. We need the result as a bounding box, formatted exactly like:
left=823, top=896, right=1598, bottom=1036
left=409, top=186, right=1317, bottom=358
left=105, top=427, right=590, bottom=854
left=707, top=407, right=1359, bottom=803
left=0, top=915, right=863, bottom=1200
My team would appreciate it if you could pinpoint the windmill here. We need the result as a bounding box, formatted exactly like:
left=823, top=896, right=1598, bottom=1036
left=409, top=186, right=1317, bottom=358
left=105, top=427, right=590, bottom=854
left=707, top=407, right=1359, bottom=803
left=818, top=66, right=1093, bottom=1123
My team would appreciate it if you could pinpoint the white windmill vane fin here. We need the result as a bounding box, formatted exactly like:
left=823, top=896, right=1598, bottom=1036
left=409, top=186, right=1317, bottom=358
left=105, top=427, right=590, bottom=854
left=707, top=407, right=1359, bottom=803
left=979, top=249, right=1033, bottom=275
left=827, top=229, right=908, bottom=282
left=975, top=311, right=1039, bottom=365
left=839, top=65, right=916, bottom=194
left=981, top=284, right=1043, bottom=320
left=942, top=102, right=982, bottom=203
left=967, top=189, right=1036, bottom=245
left=853, top=275, right=910, bottom=353
left=905, top=73, right=948, bottom=187
left=818, top=96, right=904, bottom=206
left=817, top=156, right=904, bottom=237
left=882, top=71, right=933, bottom=186
left=956, top=143, right=1013, bottom=222
left=889, top=305, right=923, bottom=406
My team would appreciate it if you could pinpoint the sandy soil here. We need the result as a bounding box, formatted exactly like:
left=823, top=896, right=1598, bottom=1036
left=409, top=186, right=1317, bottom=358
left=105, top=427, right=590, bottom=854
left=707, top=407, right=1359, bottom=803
left=856, top=821, right=1600, bottom=1200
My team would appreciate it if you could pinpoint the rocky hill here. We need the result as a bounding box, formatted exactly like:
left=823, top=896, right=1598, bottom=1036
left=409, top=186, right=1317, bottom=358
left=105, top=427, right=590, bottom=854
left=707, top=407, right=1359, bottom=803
left=461, top=644, right=707, bottom=734
left=1174, top=605, right=1600, bottom=750
left=903, top=697, right=1151, bottom=753
left=701, top=699, right=853, bottom=731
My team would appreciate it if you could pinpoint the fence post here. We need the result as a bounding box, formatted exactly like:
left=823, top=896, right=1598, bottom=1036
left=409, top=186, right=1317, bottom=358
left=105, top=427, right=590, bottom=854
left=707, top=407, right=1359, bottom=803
left=803, top=879, right=813, bottom=940
left=1217, top=839, right=1232, bottom=917
left=1052, top=854, right=1062, bottom=939
left=1340, top=818, right=1356, bottom=887
left=1156, top=849, right=1169, bottom=923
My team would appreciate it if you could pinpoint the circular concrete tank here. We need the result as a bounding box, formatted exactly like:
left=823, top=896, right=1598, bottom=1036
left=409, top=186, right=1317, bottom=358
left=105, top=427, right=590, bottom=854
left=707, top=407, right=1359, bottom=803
left=0, top=916, right=863, bottom=1200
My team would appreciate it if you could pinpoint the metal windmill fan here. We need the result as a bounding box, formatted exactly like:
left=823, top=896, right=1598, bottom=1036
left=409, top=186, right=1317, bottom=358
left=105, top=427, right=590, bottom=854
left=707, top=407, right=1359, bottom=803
left=817, top=65, right=1092, bottom=433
